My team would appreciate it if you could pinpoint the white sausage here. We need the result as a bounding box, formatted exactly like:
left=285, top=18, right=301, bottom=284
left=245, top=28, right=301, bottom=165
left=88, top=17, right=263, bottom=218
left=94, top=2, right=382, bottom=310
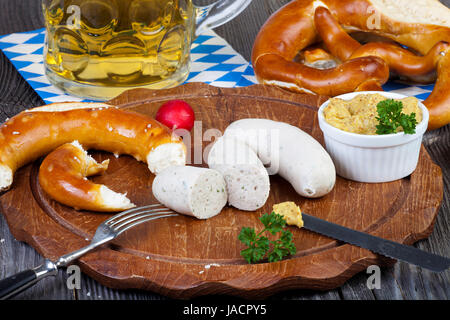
left=222, top=119, right=336, bottom=198
left=152, top=166, right=228, bottom=219
left=207, top=137, right=271, bottom=211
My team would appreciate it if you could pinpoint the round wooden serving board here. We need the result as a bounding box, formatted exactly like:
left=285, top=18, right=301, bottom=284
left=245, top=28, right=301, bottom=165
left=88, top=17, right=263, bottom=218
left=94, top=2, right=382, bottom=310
left=0, top=83, right=443, bottom=299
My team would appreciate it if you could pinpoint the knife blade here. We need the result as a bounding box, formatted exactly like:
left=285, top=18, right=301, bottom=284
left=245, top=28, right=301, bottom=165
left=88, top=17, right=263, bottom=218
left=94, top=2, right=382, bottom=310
left=302, top=213, right=450, bottom=272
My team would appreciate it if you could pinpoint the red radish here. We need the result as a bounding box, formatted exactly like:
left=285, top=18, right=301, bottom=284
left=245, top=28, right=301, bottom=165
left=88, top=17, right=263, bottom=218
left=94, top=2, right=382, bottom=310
left=155, top=100, right=195, bottom=131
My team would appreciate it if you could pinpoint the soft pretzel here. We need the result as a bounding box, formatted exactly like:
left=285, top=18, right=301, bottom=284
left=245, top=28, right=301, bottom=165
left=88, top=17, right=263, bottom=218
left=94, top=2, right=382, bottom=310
left=314, top=6, right=450, bottom=130
left=39, top=141, right=135, bottom=212
left=314, top=6, right=448, bottom=81
left=299, top=49, right=384, bottom=89
left=252, top=0, right=390, bottom=96
left=252, top=0, right=450, bottom=129
left=256, top=54, right=388, bottom=96
left=0, top=102, right=187, bottom=192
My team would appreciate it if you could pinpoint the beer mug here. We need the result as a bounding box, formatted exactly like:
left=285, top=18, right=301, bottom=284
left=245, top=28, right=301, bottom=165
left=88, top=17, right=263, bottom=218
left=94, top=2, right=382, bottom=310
left=42, top=0, right=252, bottom=100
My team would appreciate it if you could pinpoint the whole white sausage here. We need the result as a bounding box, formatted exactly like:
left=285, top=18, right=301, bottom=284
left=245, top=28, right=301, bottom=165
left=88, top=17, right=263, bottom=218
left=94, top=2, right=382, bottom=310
left=152, top=165, right=228, bottom=219
left=223, top=119, right=336, bottom=198
left=207, top=137, right=270, bottom=211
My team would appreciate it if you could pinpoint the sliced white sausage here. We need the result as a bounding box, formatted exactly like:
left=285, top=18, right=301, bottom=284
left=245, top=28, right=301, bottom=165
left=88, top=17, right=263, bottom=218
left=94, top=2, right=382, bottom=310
left=207, top=137, right=270, bottom=211
left=152, top=165, right=228, bottom=219
left=223, top=119, right=336, bottom=198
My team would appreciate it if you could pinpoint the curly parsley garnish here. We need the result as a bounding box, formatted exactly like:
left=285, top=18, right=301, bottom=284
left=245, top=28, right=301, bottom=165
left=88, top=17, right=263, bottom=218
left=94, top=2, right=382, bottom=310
left=375, top=99, right=418, bottom=135
left=238, top=212, right=296, bottom=264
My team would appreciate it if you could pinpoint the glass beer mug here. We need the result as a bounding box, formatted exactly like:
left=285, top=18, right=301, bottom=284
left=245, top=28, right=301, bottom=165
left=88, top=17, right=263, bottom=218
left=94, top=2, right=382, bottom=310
left=42, top=0, right=252, bottom=100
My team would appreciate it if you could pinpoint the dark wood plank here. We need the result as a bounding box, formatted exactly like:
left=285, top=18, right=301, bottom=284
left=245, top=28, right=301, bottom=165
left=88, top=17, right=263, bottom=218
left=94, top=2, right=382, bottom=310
left=0, top=0, right=448, bottom=300
left=0, top=214, right=75, bottom=300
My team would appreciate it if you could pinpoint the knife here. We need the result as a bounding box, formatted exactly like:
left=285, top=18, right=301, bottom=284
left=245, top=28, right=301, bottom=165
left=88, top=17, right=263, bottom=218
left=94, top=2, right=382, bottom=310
left=302, top=213, right=450, bottom=272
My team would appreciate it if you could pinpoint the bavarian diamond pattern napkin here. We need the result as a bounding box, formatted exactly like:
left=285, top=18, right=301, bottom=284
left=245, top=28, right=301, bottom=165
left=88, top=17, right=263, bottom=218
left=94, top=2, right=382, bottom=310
left=0, top=28, right=252, bottom=103
left=0, top=28, right=435, bottom=104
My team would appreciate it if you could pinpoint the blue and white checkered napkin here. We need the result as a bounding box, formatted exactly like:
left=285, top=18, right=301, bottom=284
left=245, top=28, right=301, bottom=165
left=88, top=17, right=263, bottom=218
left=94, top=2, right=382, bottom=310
left=0, top=27, right=435, bottom=104
left=0, top=28, right=253, bottom=103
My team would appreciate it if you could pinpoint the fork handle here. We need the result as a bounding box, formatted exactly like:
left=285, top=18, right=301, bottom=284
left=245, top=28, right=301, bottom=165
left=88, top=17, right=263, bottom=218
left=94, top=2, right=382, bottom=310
left=0, top=259, right=58, bottom=300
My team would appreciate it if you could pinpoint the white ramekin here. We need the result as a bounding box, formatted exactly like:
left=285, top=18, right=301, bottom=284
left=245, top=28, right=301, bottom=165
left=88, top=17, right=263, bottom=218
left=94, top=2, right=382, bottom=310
left=318, top=91, right=429, bottom=183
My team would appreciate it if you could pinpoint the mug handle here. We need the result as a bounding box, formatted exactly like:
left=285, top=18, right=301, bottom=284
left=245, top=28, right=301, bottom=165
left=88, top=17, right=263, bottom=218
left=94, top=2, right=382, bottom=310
left=195, top=0, right=253, bottom=36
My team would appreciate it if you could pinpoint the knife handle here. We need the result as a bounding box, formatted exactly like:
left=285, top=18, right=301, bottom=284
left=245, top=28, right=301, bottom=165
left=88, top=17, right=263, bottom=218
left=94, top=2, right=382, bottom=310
left=0, top=259, right=58, bottom=300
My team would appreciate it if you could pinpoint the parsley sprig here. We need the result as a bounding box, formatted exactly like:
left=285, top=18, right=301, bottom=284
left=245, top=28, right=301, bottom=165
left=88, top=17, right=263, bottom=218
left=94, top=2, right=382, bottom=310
left=375, top=99, right=418, bottom=135
left=238, top=212, right=296, bottom=264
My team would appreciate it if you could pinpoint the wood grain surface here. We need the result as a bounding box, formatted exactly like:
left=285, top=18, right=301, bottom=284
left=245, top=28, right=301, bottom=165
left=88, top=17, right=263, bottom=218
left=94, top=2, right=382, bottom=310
left=0, top=83, right=444, bottom=299
left=0, top=0, right=448, bottom=300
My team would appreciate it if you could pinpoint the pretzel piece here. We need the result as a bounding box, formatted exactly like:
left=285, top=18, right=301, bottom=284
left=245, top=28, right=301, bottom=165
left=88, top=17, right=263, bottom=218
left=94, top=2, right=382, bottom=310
left=256, top=54, right=389, bottom=96
left=252, top=0, right=389, bottom=96
left=39, top=141, right=135, bottom=212
left=314, top=7, right=448, bottom=79
left=0, top=102, right=187, bottom=192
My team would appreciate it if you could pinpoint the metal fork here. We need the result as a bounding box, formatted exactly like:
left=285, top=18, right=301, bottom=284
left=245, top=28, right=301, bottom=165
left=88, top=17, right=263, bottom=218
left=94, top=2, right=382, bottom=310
left=0, top=204, right=177, bottom=300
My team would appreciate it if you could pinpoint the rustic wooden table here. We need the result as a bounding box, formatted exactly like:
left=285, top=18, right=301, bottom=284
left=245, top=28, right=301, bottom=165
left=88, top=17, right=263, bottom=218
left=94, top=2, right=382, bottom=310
left=0, top=0, right=449, bottom=300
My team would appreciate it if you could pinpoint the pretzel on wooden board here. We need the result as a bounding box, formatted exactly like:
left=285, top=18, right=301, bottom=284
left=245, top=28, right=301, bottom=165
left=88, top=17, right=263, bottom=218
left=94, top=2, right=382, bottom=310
left=252, top=0, right=450, bottom=130
left=38, top=141, right=135, bottom=212
left=0, top=102, right=187, bottom=192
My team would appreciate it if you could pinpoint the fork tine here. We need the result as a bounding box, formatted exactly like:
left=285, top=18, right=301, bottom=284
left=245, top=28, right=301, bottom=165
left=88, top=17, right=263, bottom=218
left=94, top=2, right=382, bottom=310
left=112, top=211, right=176, bottom=230
left=103, top=204, right=167, bottom=224
left=115, top=213, right=178, bottom=235
left=108, top=207, right=174, bottom=227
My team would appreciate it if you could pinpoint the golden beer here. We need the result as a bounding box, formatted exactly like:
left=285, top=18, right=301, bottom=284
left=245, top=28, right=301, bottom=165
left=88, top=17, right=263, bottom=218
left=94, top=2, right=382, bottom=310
left=42, top=0, right=252, bottom=100
left=43, top=0, right=195, bottom=100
